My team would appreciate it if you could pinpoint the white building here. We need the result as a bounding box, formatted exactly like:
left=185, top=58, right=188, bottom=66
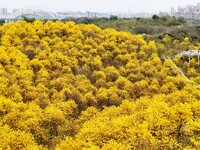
left=171, top=3, right=200, bottom=20
left=13, top=9, right=20, bottom=13
left=0, top=8, right=7, bottom=15
left=197, top=2, right=200, bottom=10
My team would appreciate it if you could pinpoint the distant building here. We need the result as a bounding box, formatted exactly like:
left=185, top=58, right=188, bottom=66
left=13, top=9, right=20, bottom=13
left=171, top=2, right=200, bottom=20
left=197, top=2, right=200, bottom=10
left=0, top=6, right=154, bottom=23
left=171, top=7, right=176, bottom=14
left=0, top=8, right=7, bottom=15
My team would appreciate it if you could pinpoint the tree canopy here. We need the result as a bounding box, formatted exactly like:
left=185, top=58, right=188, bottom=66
left=0, top=20, right=200, bottom=149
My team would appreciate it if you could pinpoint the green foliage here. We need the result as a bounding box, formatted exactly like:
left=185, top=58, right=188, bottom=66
left=110, top=15, right=118, bottom=20
left=0, top=19, right=5, bottom=25
left=22, top=16, right=36, bottom=23
left=152, top=14, right=160, bottom=20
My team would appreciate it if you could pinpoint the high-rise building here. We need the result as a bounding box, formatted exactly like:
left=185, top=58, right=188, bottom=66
left=13, top=9, right=20, bottom=13
left=0, top=8, right=7, bottom=15
left=171, top=2, right=200, bottom=19
left=185, top=5, right=194, bottom=13
left=197, top=2, right=200, bottom=10
left=171, top=7, right=176, bottom=14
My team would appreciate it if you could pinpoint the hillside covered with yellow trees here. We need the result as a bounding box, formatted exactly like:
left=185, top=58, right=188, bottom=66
left=1, top=20, right=200, bottom=149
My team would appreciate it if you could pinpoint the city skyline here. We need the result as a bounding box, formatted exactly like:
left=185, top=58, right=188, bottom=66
left=0, top=0, right=200, bottom=13
left=171, top=2, right=200, bottom=20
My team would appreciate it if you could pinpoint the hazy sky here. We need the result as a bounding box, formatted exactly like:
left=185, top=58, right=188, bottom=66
left=0, top=0, right=200, bottom=13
